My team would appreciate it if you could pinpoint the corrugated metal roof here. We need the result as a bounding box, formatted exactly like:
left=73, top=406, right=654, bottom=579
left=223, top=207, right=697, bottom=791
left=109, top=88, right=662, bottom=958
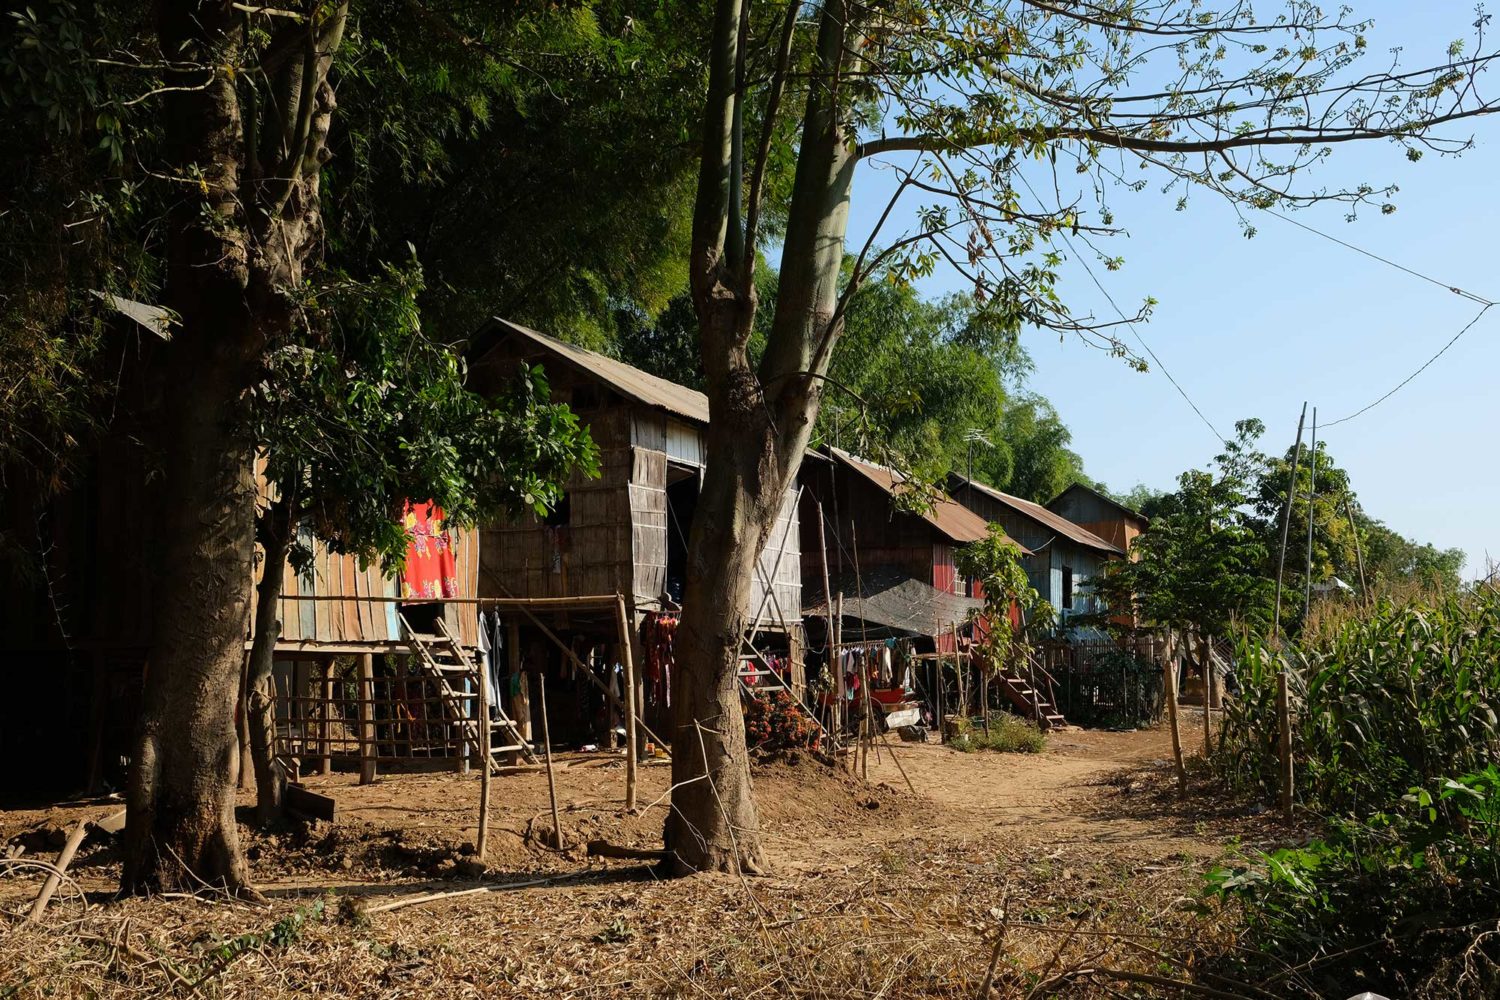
left=830, top=448, right=1011, bottom=548
left=954, top=476, right=1123, bottom=555
left=482, top=318, right=711, bottom=425
left=1048, top=482, right=1150, bottom=525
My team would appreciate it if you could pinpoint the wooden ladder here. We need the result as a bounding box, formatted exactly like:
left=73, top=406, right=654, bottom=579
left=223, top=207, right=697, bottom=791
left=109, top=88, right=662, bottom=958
left=996, top=656, right=1067, bottom=731
left=398, top=612, right=538, bottom=768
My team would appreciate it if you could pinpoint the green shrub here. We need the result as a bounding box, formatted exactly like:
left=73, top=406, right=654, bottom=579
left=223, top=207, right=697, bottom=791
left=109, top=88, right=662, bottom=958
left=949, top=714, right=1045, bottom=754
left=1205, top=766, right=1500, bottom=998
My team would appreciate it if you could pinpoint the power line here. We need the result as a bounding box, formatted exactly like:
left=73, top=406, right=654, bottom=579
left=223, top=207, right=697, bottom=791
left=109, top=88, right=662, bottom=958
left=1322, top=301, right=1494, bottom=428
left=1261, top=208, right=1497, bottom=429
left=1265, top=208, right=1494, bottom=307
left=1017, top=174, right=1227, bottom=445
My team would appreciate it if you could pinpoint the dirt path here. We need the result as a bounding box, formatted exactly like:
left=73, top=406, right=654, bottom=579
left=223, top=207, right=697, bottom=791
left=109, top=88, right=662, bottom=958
left=1, top=717, right=1269, bottom=998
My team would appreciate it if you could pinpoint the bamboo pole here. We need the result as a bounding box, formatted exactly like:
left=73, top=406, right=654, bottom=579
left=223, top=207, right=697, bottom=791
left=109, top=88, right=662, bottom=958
left=1277, top=670, right=1294, bottom=817
left=476, top=651, right=493, bottom=859
left=537, top=674, right=563, bottom=849
left=1303, top=407, right=1319, bottom=620
left=27, top=819, right=88, bottom=921
left=1345, top=493, right=1369, bottom=599
left=358, top=653, right=376, bottom=784
left=1272, top=403, right=1308, bottom=636
left=834, top=592, right=845, bottom=758
left=616, top=594, right=639, bottom=813
left=816, top=501, right=839, bottom=750
left=1164, top=636, right=1186, bottom=793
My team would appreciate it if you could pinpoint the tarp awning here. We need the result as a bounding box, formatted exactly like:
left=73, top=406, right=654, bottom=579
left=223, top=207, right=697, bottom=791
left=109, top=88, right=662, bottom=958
left=804, top=566, right=984, bottom=638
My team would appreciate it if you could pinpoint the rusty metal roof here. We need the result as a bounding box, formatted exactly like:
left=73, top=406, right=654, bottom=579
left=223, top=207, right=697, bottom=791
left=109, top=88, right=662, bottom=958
left=478, top=318, right=711, bottom=425
left=830, top=448, right=1019, bottom=549
left=954, top=476, right=1123, bottom=555
left=1048, top=481, right=1150, bottom=526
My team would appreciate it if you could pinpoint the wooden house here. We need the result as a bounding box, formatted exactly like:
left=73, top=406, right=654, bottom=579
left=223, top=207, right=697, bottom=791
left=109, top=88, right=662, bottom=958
left=800, top=447, right=999, bottom=651
left=1046, top=483, right=1148, bottom=556
left=0, top=315, right=485, bottom=801
left=464, top=319, right=804, bottom=744
left=466, top=319, right=801, bottom=629
left=948, top=475, right=1124, bottom=625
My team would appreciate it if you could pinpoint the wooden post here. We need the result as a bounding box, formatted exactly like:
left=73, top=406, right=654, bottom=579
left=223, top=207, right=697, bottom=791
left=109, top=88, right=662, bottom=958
left=320, top=658, right=334, bottom=776
left=476, top=647, right=493, bottom=859
left=358, top=653, right=376, bottom=785
left=508, top=618, right=529, bottom=747
left=860, top=653, right=874, bottom=781
left=951, top=622, right=965, bottom=720
left=1277, top=670, right=1294, bottom=817
left=235, top=652, right=252, bottom=790
left=1199, top=633, right=1213, bottom=757
left=936, top=644, right=945, bottom=744
left=538, top=674, right=563, bottom=849
left=1164, top=636, right=1186, bottom=793
left=616, top=594, right=639, bottom=813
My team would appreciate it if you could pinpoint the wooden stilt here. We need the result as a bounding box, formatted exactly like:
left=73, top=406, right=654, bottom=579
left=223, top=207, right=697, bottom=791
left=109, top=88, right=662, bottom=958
left=358, top=653, right=377, bottom=785
left=616, top=594, right=639, bottom=813
left=319, top=658, right=333, bottom=776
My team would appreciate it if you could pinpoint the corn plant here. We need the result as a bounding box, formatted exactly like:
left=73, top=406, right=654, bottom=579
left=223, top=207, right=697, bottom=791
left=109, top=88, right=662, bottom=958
left=1220, top=589, right=1500, bottom=817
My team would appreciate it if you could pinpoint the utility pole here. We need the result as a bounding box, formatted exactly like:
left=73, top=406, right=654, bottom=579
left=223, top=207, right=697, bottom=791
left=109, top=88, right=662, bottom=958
left=1272, top=403, right=1308, bottom=637
left=1303, top=408, right=1319, bottom=621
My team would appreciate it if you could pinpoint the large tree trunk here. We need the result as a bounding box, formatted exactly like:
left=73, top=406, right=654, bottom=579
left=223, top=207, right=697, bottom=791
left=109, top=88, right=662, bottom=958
left=123, top=315, right=261, bottom=894
left=123, top=0, right=259, bottom=896
left=668, top=0, right=859, bottom=875
left=247, top=497, right=295, bottom=826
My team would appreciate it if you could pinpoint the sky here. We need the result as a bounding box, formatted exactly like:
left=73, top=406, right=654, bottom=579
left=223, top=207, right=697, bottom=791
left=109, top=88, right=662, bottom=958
left=841, top=2, right=1500, bottom=576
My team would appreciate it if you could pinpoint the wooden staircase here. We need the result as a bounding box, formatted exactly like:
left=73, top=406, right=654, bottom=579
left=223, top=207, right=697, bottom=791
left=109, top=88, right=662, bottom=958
left=399, top=612, right=537, bottom=769
left=995, top=656, right=1067, bottom=731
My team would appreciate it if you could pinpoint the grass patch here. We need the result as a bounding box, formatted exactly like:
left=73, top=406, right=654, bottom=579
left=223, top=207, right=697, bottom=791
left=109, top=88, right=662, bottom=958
left=949, top=715, right=1045, bottom=754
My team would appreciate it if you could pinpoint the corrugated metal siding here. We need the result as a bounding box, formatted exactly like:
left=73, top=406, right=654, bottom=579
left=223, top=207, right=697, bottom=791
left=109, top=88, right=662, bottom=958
left=257, top=525, right=479, bottom=647
left=664, top=418, right=704, bottom=467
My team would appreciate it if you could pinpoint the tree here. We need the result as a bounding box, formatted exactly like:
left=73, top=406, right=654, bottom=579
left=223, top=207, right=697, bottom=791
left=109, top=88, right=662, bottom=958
left=1099, top=420, right=1274, bottom=641
left=956, top=524, right=1053, bottom=678
left=114, top=0, right=356, bottom=896
left=671, top=0, right=1500, bottom=873
left=243, top=263, right=596, bottom=826
left=2, top=0, right=703, bottom=892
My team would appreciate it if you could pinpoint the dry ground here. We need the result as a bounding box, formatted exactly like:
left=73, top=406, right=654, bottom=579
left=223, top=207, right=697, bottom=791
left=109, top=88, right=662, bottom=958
left=0, top=711, right=1297, bottom=998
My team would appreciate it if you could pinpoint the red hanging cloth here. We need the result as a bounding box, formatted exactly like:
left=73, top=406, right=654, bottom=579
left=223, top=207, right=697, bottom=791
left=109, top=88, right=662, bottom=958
left=401, top=501, right=458, bottom=599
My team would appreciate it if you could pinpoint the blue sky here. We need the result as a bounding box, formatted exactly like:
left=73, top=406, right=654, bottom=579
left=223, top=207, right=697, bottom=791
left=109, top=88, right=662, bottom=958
left=842, top=2, right=1500, bottom=575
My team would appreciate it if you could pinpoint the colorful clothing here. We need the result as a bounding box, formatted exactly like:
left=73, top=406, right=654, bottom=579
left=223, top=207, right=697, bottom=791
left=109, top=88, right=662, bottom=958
left=401, top=500, right=459, bottom=599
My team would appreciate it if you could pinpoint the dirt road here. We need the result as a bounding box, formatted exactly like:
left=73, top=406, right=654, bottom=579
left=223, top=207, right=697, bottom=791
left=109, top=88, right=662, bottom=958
left=1, top=716, right=1272, bottom=998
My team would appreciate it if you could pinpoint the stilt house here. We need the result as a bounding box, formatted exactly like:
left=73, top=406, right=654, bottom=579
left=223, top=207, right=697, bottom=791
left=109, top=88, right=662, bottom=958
left=947, top=475, right=1123, bottom=625
left=799, top=447, right=1000, bottom=652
